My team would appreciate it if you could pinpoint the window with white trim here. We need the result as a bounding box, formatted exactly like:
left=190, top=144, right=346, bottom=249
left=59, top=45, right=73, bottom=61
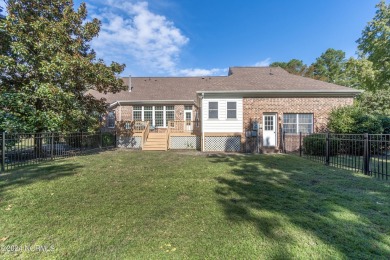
left=283, top=113, right=313, bottom=134
left=132, top=105, right=175, bottom=127
left=133, top=106, right=142, bottom=121
left=165, top=105, right=175, bottom=127
left=208, top=102, right=218, bottom=119
left=227, top=102, right=237, bottom=119
left=107, top=111, right=115, bottom=128
left=155, top=106, right=164, bottom=127
left=144, top=106, right=153, bottom=125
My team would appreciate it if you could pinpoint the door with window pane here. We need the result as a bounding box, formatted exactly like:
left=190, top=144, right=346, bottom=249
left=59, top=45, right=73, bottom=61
left=263, top=113, right=277, bottom=147
left=185, top=110, right=192, bottom=131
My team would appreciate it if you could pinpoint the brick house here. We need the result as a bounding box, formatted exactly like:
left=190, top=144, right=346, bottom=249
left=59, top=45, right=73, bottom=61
left=88, top=67, right=361, bottom=152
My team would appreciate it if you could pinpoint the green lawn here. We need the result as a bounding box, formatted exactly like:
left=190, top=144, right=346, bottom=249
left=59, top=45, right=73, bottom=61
left=1, top=151, right=389, bottom=259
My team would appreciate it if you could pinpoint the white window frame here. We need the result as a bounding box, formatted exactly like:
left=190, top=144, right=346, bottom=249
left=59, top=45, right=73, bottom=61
left=227, top=101, right=237, bottom=119
left=132, top=105, right=175, bottom=128
left=208, top=102, right=218, bottom=119
left=283, top=113, right=313, bottom=134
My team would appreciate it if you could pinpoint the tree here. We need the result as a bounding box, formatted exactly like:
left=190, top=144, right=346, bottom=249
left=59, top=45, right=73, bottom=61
left=310, top=48, right=346, bottom=84
left=0, top=0, right=126, bottom=133
left=357, top=0, right=390, bottom=90
left=328, top=106, right=383, bottom=134
left=343, top=57, right=377, bottom=90
left=357, top=89, right=390, bottom=115
left=270, top=59, right=307, bottom=76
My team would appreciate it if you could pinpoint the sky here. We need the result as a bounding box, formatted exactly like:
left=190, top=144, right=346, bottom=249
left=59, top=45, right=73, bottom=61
left=1, top=0, right=386, bottom=76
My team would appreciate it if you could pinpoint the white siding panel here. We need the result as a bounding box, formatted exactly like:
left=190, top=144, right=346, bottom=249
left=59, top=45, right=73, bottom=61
left=202, top=98, right=243, bottom=133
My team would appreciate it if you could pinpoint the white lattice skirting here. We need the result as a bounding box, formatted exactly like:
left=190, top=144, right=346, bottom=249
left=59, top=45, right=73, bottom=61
left=170, top=136, right=201, bottom=150
left=117, top=136, right=142, bottom=149
left=204, top=136, right=241, bottom=152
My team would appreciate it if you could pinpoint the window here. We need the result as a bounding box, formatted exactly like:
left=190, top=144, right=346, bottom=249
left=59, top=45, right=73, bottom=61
left=184, top=105, right=192, bottom=111
left=133, top=106, right=142, bottom=121
left=208, top=102, right=218, bottom=119
left=227, top=102, right=237, bottom=119
left=107, top=111, right=115, bottom=128
left=155, top=106, right=164, bottom=127
left=143, top=106, right=153, bottom=125
left=165, top=106, right=175, bottom=127
left=283, top=113, right=313, bottom=134
left=132, top=105, right=175, bottom=127
left=264, top=115, right=274, bottom=131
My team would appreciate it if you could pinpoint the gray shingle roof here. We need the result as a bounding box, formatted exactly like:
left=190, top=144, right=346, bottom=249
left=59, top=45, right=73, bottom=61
left=87, top=67, right=360, bottom=104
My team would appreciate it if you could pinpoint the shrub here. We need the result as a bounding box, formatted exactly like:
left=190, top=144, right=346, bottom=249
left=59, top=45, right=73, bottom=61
left=102, top=132, right=115, bottom=147
left=303, top=134, right=330, bottom=156
left=379, top=116, right=390, bottom=134
left=328, top=106, right=383, bottom=134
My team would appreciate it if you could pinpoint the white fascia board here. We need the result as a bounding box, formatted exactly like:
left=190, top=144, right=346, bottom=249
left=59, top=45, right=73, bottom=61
left=108, top=100, right=196, bottom=108
left=196, top=89, right=363, bottom=98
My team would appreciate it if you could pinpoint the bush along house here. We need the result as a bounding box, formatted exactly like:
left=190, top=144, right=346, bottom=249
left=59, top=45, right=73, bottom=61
left=87, top=67, right=361, bottom=152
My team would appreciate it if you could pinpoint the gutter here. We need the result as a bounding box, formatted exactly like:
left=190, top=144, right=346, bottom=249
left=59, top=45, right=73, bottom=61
left=108, top=100, right=196, bottom=108
left=196, top=89, right=363, bottom=98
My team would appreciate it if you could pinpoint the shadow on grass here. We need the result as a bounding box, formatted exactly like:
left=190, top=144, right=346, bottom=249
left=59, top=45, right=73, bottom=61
left=210, top=154, right=390, bottom=259
left=0, top=161, right=83, bottom=195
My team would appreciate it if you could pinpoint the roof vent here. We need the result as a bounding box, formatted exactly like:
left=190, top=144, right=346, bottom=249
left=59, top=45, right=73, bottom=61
left=269, top=68, right=273, bottom=75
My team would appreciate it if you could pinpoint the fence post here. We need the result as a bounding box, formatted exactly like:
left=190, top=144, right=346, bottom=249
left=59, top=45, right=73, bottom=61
left=51, top=132, right=54, bottom=160
left=325, top=132, right=330, bottom=165
left=280, top=127, right=284, bottom=153
left=299, top=132, right=302, bottom=157
left=363, top=133, right=369, bottom=175
left=114, top=130, right=117, bottom=148
left=81, top=131, right=84, bottom=154
left=1, top=132, right=5, bottom=172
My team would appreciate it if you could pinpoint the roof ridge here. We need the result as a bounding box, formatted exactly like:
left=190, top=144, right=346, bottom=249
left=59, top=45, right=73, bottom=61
left=229, top=66, right=271, bottom=68
left=122, top=76, right=227, bottom=79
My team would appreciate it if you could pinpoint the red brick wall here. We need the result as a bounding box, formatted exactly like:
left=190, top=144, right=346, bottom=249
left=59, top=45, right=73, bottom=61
left=243, top=97, right=354, bottom=151
left=118, top=106, right=133, bottom=121
left=175, top=105, right=184, bottom=121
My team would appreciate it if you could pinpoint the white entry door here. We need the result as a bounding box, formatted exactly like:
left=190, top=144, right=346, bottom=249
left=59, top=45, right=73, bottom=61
left=263, top=114, right=277, bottom=147
left=185, top=111, right=193, bottom=131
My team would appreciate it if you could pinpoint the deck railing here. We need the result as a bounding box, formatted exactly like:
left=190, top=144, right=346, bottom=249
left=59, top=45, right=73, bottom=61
left=166, top=123, right=171, bottom=149
left=167, top=120, right=201, bottom=134
left=133, top=121, right=149, bottom=133
left=141, top=122, right=150, bottom=148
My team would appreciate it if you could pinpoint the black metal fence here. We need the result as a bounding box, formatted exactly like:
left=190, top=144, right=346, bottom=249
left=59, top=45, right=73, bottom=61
left=0, top=131, right=116, bottom=172
left=283, top=132, right=390, bottom=180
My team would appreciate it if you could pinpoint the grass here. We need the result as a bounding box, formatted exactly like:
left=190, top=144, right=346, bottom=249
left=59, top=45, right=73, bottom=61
left=0, top=150, right=390, bottom=259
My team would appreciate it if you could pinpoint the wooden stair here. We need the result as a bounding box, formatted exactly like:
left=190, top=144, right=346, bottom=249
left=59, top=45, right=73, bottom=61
left=142, top=133, right=168, bottom=151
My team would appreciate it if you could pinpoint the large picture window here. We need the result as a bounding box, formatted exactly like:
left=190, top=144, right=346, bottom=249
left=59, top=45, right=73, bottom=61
left=208, top=102, right=218, bottom=119
left=132, top=105, right=176, bottom=127
left=283, top=113, right=313, bottom=134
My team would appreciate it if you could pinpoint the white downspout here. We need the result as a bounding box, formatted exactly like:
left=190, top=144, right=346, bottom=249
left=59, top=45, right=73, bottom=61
left=201, top=93, right=205, bottom=152
left=118, top=101, right=122, bottom=121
